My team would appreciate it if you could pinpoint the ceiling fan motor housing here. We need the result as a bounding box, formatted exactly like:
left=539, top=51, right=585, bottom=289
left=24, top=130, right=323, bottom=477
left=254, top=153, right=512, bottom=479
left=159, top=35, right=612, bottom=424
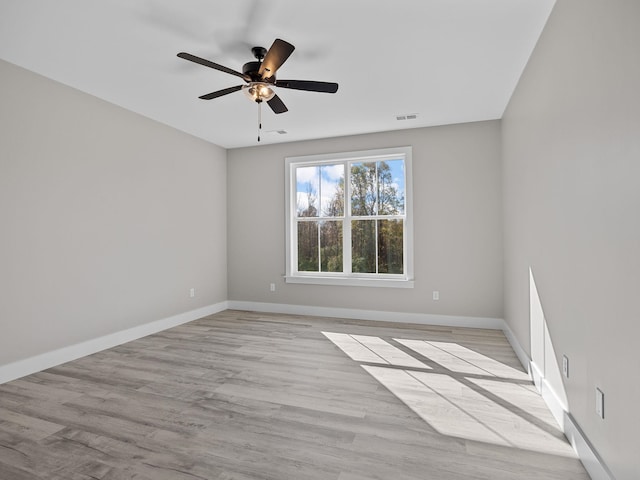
left=242, top=61, right=265, bottom=81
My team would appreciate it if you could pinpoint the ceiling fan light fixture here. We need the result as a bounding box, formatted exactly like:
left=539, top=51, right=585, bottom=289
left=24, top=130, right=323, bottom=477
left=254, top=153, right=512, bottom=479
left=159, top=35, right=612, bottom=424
left=243, top=82, right=276, bottom=102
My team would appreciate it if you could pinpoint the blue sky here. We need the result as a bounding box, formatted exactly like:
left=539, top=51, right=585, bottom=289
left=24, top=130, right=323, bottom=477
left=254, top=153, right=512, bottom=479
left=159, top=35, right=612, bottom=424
left=296, top=159, right=405, bottom=216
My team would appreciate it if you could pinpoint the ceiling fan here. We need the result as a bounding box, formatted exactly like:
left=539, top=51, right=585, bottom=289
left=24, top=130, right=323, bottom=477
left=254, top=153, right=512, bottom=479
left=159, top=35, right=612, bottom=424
left=177, top=38, right=338, bottom=140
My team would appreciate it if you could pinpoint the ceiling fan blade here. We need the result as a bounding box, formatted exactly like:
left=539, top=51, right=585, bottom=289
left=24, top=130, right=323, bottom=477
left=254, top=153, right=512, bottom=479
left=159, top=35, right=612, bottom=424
left=259, top=39, right=295, bottom=80
left=177, top=52, right=250, bottom=82
left=267, top=94, right=288, bottom=114
left=275, top=79, right=339, bottom=93
left=199, top=85, right=244, bottom=100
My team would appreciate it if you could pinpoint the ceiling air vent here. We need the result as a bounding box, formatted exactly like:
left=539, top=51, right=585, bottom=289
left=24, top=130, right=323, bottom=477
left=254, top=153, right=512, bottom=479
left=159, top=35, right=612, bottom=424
left=396, top=113, right=418, bottom=121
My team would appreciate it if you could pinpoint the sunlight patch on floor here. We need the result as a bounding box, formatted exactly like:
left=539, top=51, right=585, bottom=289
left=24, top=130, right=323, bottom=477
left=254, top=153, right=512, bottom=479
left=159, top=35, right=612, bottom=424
left=324, top=332, right=578, bottom=458
left=395, top=339, right=529, bottom=381
left=363, top=365, right=511, bottom=447
left=322, top=332, right=429, bottom=368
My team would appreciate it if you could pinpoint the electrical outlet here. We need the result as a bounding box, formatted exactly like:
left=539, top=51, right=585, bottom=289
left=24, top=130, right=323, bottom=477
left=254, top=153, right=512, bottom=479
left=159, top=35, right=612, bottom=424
left=562, top=355, right=569, bottom=378
left=595, top=388, right=604, bottom=419
left=432, top=291, right=440, bottom=301
left=189, top=288, right=195, bottom=298
left=270, top=283, right=276, bottom=292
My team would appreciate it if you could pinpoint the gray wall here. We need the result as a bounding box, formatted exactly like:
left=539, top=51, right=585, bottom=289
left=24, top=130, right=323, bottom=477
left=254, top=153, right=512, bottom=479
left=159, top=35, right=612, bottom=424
left=502, top=1, right=640, bottom=479
left=228, top=121, right=503, bottom=320
left=0, top=60, right=228, bottom=366
left=7, top=2, right=636, bottom=473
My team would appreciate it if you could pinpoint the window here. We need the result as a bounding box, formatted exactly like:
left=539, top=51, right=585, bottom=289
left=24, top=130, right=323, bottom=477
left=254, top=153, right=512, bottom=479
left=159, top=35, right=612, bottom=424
left=285, top=147, right=413, bottom=287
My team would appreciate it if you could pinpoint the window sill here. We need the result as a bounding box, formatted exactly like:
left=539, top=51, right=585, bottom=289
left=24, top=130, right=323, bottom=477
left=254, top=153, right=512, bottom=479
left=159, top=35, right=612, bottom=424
left=285, top=275, right=414, bottom=288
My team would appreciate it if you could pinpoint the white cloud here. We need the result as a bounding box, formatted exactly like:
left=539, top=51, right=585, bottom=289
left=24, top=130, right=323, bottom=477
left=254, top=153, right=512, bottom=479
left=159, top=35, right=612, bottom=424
left=322, top=164, right=344, bottom=181
left=296, top=166, right=319, bottom=186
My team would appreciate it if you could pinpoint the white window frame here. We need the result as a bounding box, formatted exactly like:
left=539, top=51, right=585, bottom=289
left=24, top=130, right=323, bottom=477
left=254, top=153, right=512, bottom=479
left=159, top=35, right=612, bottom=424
left=285, top=146, right=414, bottom=288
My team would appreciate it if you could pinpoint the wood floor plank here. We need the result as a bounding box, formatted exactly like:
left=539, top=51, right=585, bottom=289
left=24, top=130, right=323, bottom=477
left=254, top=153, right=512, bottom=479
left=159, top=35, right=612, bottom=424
left=0, top=310, right=589, bottom=479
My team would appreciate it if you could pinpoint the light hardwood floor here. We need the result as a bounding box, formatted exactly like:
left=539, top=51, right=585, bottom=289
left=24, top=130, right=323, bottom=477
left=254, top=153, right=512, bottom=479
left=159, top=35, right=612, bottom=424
left=0, top=310, right=589, bottom=479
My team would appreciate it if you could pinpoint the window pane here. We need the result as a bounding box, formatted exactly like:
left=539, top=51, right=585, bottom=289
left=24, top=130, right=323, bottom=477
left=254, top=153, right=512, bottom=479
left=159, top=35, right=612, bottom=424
left=297, top=221, right=318, bottom=271
left=287, top=147, right=411, bottom=284
left=351, top=220, right=376, bottom=273
left=378, top=219, right=404, bottom=274
left=296, top=166, right=319, bottom=217
left=378, top=160, right=405, bottom=215
left=350, top=162, right=377, bottom=216
left=320, top=164, right=344, bottom=217
left=320, top=221, right=343, bottom=272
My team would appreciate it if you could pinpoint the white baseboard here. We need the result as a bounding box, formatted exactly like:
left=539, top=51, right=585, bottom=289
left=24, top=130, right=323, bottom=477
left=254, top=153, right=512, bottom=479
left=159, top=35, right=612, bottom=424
left=564, top=412, right=615, bottom=480
left=535, top=374, right=612, bottom=480
left=502, top=328, right=613, bottom=480
left=536, top=365, right=568, bottom=430
left=0, top=301, right=228, bottom=385
left=227, top=301, right=505, bottom=330
left=530, top=361, right=545, bottom=395
left=500, top=320, right=532, bottom=375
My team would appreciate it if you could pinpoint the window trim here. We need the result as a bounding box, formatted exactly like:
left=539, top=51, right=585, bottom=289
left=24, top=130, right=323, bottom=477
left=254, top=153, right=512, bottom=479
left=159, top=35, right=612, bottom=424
left=285, top=146, right=414, bottom=288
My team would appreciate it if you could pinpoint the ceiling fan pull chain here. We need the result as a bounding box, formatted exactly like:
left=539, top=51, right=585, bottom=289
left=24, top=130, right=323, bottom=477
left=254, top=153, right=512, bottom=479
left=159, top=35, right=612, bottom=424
left=257, top=100, right=262, bottom=142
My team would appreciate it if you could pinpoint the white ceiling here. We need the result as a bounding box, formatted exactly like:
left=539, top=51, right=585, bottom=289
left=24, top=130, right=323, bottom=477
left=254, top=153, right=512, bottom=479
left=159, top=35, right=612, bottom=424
left=0, top=0, right=555, bottom=149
